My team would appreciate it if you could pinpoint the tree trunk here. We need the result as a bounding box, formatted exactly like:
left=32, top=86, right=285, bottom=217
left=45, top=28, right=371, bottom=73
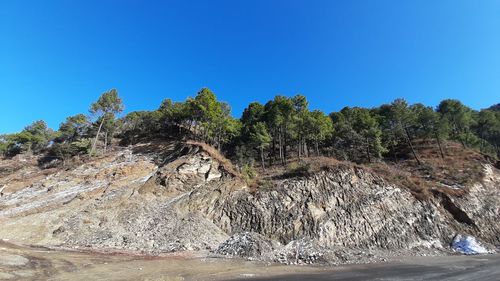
left=365, top=137, right=371, bottom=163
left=297, top=138, right=302, bottom=161
left=278, top=132, right=283, bottom=166
left=460, top=138, right=467, bottom=149
left=104, top=131, right=108, bottom=153
left=297, top=138, right=301, bottom=161
left=260, top=147, right=265, bottom=169
left=58, top=149, right=66, bottom=167
left=458, top=128, right=467, bottom=148
left=90, top=117, right=105, bottom=156
left=283, top=125, right=288, bottom=164
left=269, top=128, right=277, bottom=166
left=303, top=140, right=309, bottom=157
left=390, top=141, right=397, bottom=160
left=315, top=140, right=320, bottom=156
left=217, top=130, right=222, bottom=151
left=404, top=127, right=421, bottom=165
left=435, top=132, right=445, bottom=159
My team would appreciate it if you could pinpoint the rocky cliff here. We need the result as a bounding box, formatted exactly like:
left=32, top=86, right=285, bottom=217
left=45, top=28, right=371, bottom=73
left=0, top=142, right=498, bottom=264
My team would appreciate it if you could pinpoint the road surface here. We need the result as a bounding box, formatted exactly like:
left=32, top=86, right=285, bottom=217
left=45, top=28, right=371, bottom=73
left=1, top=240, right=499, bottom=280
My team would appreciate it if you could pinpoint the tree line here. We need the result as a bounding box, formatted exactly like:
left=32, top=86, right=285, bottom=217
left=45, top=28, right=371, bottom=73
left=1, top=88, right=499, bottom=169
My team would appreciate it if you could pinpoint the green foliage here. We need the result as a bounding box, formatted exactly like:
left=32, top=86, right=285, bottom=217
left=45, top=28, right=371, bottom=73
left=71, top=138, right=92, bottom=153
left=120, top=110, right=163, bottom=143
left=473, top=109, right=500, bottom=157
left=90, top=89, right=124, bottom=115
left=39, top=138, right=92, bottom=167
left=242, top=163, right=257, bottom=181
left=331, top=107, right=384, bottom=162
left=373, top=99, right=424, bottom=162
left=58, top=114, right=89, bottom=142
left=250, top=122, right=272, bottom=149
left=250, top=122, right=272, bottom=168
left=6, top=120, right=54, bottom=156
left=306, top=110, right=333, bottom=147
left=241, top=102, right=265, bottom=128
left=89, top=89, right=124, bottom=154
left=488, top=104, right=500, bottom=112
left=6, top=86, right=500, bottom=166
left=186, top=88, right=240, bottom=149
left=0, top=135, right=9, bottom=156
left=437, top=99, right=474, bottom=146
left=159, top=98, right=193, bottom=131
left=264, top=95, right=295, bottom=162
left=411, top=104, right=442, bottom=139
left=286, top=161, right=311, bottom=176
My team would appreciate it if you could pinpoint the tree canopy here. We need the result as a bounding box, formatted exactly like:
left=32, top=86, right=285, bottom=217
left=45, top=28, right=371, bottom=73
left=89, top=89, right=124, bottom=155
left=2, top=87, right=499, bottom=171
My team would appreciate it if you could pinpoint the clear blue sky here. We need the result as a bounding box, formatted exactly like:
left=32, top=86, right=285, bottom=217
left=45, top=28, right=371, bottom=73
left=1, top=0, right=499, bottom=134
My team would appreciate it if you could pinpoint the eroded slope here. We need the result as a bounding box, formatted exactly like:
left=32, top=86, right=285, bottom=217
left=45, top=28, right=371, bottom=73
left=0, top=141, right=498, bottom=264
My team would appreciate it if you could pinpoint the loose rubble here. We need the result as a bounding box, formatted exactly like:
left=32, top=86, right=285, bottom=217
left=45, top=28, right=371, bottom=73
left=214, top=232, right=276, bottom=259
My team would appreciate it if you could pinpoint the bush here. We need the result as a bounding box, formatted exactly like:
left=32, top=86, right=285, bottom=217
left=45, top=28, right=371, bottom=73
left=258, top=179, right=274, bottom=191
left=286, top=161, right=311, bottom=176
left=242, top=163, right=257, bottom=182
left=38, top=139, right=91, bottom=167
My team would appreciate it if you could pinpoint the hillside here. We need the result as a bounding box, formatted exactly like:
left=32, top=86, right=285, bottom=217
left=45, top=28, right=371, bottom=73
left=0, top=140, right=498, bottom=265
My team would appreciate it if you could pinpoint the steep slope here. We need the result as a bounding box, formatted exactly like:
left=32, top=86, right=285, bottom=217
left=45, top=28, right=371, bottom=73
left=0, top=141, right=498, bottom=264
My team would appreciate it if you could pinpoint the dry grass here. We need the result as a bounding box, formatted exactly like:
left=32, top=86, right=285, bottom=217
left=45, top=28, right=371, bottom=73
left=368, top=140, right=488, bottom=200
left=131, top=140, right=177, bottom=155
left=185, top=140, right=241, bottom=178
left=367, top=162, right=434, bottom=200
left=402, top=140, right=486, bottom=186
left=255, top=156, right=353, bottom=180
left=253, top=140, right=489, bottom=201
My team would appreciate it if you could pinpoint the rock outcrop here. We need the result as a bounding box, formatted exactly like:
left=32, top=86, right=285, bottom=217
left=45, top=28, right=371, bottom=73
left=0, top=142, right=498, bottom=264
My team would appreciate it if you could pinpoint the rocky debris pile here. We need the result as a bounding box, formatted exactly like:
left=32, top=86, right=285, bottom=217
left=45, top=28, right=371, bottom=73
left=214, top=232, right=276, bottom=258
left=272, top=239, right=325, bottom=265
left=54, top=192, right=230, bottom=255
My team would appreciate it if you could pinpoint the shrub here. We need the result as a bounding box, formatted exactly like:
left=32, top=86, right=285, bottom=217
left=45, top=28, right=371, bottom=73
left=38, top=139, right=91, bottom=167
left=286, top=161, right=311, bottom=176
left=242, top=163, right=257, bottom=181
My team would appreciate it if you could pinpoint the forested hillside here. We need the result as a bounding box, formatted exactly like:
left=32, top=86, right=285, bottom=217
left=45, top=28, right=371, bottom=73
left=1, top=88, right=500, bottom=265
left=1, top=88, right=499, bottom=171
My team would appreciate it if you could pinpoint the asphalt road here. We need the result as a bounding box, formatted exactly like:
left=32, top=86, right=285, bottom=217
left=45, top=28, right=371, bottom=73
left=228, top=254, right=500, bottom=281
left=1, top=240, right=499, bottom=280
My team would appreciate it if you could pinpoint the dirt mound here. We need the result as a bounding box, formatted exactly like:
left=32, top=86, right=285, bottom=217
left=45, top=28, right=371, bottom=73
left=215, top=232, right=277, bottom=258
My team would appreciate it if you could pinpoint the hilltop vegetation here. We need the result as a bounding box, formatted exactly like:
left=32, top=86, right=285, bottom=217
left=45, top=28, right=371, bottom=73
left=1, top=89, right=499, bottom=265
left=1, top=88, right=499, bottom=172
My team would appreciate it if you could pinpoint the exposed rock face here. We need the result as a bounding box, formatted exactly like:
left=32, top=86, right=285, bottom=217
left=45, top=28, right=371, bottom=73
left=451, top=165, right=500, bottom=244
left=0, top=142, right=498, bottom=264
left=205, top=168, right=448, bottom=249
left=203, top=165, right=498, bottom=256
left=138, top=145, right=223, bottom=195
